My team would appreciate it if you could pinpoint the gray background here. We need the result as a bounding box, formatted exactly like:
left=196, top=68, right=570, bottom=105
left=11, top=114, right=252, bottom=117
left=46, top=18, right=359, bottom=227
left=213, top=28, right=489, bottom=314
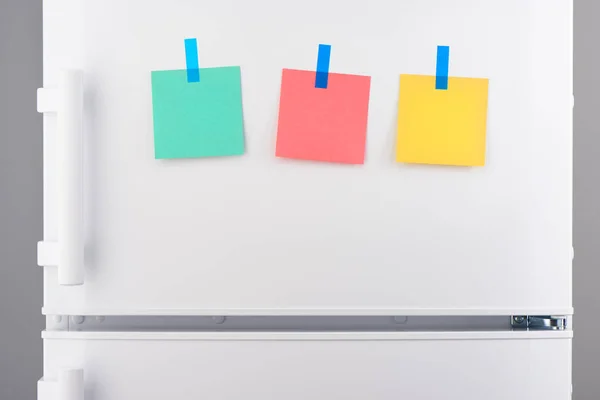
left=0, top=1, right=595, bottom=399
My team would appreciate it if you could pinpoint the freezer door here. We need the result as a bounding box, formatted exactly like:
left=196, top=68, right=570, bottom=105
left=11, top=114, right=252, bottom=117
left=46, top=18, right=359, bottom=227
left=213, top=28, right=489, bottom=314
left=40, top=0, right=572, bottom=316
left=40, top=331, right=572, bottom=400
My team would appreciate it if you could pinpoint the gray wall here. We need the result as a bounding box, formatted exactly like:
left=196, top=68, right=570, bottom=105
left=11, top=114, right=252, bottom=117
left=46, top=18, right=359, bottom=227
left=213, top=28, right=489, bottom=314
left=0, top=0, right=595, bottom=399
left=573, top=0, right=599, bottom=398
left=0, top=1, right=44, bottom=400
left=0, top=0, right=44, bottom=400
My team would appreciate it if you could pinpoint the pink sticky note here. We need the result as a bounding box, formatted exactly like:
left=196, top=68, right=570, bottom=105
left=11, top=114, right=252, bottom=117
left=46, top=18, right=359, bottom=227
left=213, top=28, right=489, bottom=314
left=275, top=69, right=371, bottom=164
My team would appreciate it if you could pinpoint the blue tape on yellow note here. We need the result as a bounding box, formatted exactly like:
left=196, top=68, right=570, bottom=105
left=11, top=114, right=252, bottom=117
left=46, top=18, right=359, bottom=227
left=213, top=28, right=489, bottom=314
left=436, top=46, right=449, bottom=90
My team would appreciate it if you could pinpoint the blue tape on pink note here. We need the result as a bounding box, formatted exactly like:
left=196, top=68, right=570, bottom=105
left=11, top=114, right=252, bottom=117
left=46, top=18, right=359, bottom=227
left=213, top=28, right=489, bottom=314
left=315, top=44, right=331, bottom=89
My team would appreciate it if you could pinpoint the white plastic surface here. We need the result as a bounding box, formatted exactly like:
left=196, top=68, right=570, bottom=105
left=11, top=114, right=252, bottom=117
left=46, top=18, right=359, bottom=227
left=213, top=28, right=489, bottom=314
left=37, top=88, right=58, bottom=113
left=42, top=332, right=572, bottom=400
left=38, top=241, right=58, bottom=267
left=37, top=379, right=57, bottom=400
left=38, top=369, right=84, bottom=400
left=42, top=0, right=573, bottom=315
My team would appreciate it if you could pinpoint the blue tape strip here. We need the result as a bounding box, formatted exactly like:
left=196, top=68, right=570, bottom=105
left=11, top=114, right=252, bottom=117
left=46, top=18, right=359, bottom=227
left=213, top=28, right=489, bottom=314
left=315, top=44, right=331, bottom=89
left=185, top=38, right=200, bottom=83
left=436, top=45, right=449, bottom=90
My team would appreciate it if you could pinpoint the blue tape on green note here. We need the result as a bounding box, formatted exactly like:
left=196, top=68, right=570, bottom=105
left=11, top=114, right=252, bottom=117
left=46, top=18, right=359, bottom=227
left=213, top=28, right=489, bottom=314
left=185, top=38, right=200, bottom=83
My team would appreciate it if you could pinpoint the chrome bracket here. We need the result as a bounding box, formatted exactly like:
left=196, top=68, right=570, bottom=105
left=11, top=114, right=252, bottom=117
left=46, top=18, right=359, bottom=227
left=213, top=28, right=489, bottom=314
left=511, top=315, right=567, bottom=330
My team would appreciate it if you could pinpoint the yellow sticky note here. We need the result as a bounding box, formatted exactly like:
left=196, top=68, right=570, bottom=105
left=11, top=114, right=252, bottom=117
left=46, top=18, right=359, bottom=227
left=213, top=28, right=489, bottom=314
left=396, top=74, right=489, bottom=166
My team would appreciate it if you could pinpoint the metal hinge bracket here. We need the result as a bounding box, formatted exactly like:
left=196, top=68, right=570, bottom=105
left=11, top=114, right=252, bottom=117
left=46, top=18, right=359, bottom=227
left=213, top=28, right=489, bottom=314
left=511, top=315, right=567, bottom=330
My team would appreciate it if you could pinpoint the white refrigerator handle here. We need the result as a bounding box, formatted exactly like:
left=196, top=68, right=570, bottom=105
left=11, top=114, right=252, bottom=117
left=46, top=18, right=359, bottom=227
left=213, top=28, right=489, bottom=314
left=37, top=70, right=85, bottom=286
left=58, top=369, right=85, bottom=400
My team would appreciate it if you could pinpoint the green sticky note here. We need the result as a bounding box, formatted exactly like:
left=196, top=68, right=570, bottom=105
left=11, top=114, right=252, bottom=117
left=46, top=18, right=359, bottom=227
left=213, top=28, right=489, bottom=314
left=151, top=66, right=245, bottom=159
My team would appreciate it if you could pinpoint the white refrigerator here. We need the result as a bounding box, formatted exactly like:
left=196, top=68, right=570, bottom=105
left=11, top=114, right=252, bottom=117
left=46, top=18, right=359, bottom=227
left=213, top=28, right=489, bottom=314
left=37, top=1, right=573, bottom=399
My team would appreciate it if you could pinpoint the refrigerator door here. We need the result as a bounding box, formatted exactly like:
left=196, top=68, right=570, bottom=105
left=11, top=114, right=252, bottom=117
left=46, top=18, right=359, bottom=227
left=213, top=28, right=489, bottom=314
left=40, top=331, right=572, bottom=400
left=40, top=0, right=572, bottom=316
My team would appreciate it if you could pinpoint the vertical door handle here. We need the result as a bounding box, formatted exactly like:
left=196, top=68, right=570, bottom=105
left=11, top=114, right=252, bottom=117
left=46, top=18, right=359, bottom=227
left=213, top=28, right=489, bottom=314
left=37, top=70, right=85, bottom=285
left=58, top=369, right=85, bottom=400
